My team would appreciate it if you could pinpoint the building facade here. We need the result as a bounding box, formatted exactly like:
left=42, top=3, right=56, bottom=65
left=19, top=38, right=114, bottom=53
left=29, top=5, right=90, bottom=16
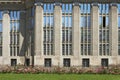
left=0, top=0, right=120, bottom=67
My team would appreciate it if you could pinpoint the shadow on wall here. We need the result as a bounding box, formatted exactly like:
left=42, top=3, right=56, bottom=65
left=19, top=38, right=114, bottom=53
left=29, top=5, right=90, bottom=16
left=19, top=12, right=34, bottom=66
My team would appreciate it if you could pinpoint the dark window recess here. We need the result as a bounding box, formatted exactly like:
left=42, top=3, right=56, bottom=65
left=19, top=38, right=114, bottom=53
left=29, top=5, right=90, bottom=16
left=63, top=58, right=70, bottom=67
left=101, top=59, right=108, bottom=67
left=11, top=59, right=17, bottom=66
left=82, top=59, right=89, bottom=67
left=26, top=59, right=30, bottom=66
left=103, top=16, right=106, bottom=27
left=44, top=58, right=51, bottom=67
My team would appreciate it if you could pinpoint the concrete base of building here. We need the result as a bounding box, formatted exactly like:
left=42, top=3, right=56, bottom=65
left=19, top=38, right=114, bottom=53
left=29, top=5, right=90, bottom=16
left=0, top=56, right=120, bottom=67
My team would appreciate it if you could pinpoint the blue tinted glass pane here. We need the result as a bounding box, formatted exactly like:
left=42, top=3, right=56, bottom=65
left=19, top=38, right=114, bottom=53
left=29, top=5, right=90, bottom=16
left=17, top=11, right=20, bottom=20
left=102, top=4, right=105, bottom=13
left=118, top=4, right=120, bottom=14
left=15, top=22, right=18, bottom=30
left=0, top=22, right=2, bottom=32
left=70, top=16, right=72, bottom=27
left=68, top=16, right=72, bottom=27
left=62, top=4, right=65, bottom=12
left=10, top=22, right=12, bottom=31
left=44, top=16, right=46, bottom=27
left=88, top=16, right=91, bottom=27
left=87, top=4, right=90, bottom=13
left=17, top=22, right=19, bottom=31
left=65, top=16, right=68, bottom=27
left=99, top=4, right=102, bottom=13
left=106, top=4, right=109, bottom=13
left=46, top=16, right=48, bottom=26
left=51, top=16, right=53, bottom=27
left=69, top=4, right=72, bottom=12
left=80, top=16, right=83, bottom=27
left=13, top=22, right=15, bottom=30
left=81, top=4, right=84, bottom=13
left=118, top=16, right=120, bottom=27
left=48, top=16, right=50, bottom=26
left=106, top=16, right=109, bottom=27
left=84, top=4, right=87, bottom=13
left=44, top=4, right=46, bottom=12
left=99, top=16, right=102, bottom=27
left=84, top=16, right=87, bottom=27
left=62, top=16, right=65, bottom=27
left=47, top=4, right=50, bottom=12
left=14, top=11, right=17, bottom=20
left=66, top=4, right=69, bottom=13
left=51, top=4, right=54, bottom=12
left=0, top=11, right=2, bottom=20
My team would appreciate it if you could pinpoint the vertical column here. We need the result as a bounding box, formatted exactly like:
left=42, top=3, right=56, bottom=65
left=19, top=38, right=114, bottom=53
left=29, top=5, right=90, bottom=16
left=3, top=11, right=10, bottom=65
left=54, top=3, right=62, bottom=66
left=91, top=3, right=99, bottom=56
left=19, top=11, right=26, bottom=64
left=34, top=3, right=43, bottom=65
left=72, top=3, right=80, bottom=66
left=109, top=3, right=118, bottom=56
left=91, top=3, right=100, bottom=66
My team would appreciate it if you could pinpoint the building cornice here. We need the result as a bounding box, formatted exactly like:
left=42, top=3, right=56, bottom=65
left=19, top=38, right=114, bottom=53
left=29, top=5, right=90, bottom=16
left=35, top=0, right=120, bottom=3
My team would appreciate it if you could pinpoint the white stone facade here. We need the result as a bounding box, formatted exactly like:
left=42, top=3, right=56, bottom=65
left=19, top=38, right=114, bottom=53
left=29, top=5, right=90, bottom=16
left=0, top=0, right=120, bottom=67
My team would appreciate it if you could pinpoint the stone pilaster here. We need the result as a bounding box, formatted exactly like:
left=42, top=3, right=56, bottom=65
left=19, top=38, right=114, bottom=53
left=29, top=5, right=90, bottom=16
left=54, top=3, right=62, bottom=66
left=109, top=3, right=118, bottom=56
left=34, top=3, right=43, bottom=65
left=91, top=3, right=99, bottom=56
left=91, top=3, right=100, bottom=66
left=72, top=3, right=80, bottom=66
left=2, top=11, right=10, bottom=65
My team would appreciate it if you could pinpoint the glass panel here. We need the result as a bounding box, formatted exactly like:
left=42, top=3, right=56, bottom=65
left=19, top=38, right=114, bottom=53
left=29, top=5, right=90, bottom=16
left=44, top=4, right=54, bottom=13
left=0, top=22, right=2, bottom=32
left=81, top=4, right=84, bottom=13
left=118, top=4, right=120, bottom=14
left=50, top=16, right=54, bottom=27
left=62, top=4, right=72, bottom=13
left=65, top=16, right=68, bottom=27
left=88, top=16, right=91, bottom=27
left=80, top=16, right=84, bottom=27
left=106, top=16, right=109, bottom=27
left=69, top=16, right=72, bottom=27
left=118, top=16, right=120, bottom=28
left=84, top=4, right=87, bottom=13
left=99, top=4, right=109, bottom=14
left=99, top=16, right=102, bottom=27
left=0, top=11, right=2, bottom=20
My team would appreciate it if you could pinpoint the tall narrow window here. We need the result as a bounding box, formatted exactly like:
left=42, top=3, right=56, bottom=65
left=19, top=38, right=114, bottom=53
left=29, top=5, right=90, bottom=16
left=62, top=4, right=72, bottom=55
left=99, top=4, right=110, bottom=56
left=10, top=11, right=20, bottom=57
left=43, top=4, right=54, bottom=55
left=80, top=4, right=91, bottom=55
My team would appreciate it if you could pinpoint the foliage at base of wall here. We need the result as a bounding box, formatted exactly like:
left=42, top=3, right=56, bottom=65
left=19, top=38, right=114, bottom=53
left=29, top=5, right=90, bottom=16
left=0, top=65, right=120, bottom=74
